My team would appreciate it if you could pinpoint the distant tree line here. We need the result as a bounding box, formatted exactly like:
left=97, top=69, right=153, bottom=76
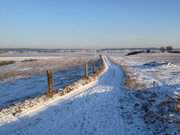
left=160, top=46, right=173, bottom=53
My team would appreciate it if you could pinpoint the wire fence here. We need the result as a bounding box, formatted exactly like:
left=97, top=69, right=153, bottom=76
left=0, top=59, right=101, bottom=108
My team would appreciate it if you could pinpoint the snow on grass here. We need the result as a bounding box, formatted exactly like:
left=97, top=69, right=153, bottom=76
left=0, top=55, right=97, bottom=81
left=0, top=54, right=179, bottom=135
left=0, top=56, right=106, bottom=127
left=0, top=56, right=132, bottom=135
left=112, top=53, right=180, bottom=134
left=112, top=53, right=180, bottom=88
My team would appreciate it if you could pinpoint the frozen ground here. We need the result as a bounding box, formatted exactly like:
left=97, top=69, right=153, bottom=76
left=112, top=53, right=180, bottom=134
left=0, top=54, right=179, bottom=135
left=0, top=56, right=150, bottom=135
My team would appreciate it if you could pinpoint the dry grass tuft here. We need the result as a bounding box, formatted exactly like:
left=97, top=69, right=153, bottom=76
left=175, top=102, right=180, bottom=112
left=124, top=73, right=145, bottom=90
left=0, top=61, right=15, bottom=66
left=112, top=59, right=145, bottom=90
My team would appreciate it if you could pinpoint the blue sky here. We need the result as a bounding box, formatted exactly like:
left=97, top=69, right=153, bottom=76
left=0, top=0, right=180, bottom=48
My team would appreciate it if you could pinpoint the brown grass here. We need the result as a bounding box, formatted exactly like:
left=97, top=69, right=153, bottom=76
left=124, top=73, right=145, bottom=90
left=0, top=61, right=15, bottom=66
left=0, top=56, right=95, bottom=81
left=21, top=59, right=37, bottom=62
left=112, top=58, right=145, bottom=90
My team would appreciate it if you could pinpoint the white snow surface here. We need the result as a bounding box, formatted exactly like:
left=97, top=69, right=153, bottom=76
left=111, top=54, right=180, bottom=135
left=0, top=56, right=138, bottom=135
left=1, top=55, right=179, bottom=135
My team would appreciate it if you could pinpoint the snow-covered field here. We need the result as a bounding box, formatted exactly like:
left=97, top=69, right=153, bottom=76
left=0, top=56, right=144, bottom=135
left=112, top=53, right=180, bottom=87
left=0, top=55, right=100, bottom=108
left=0, top=55, right=96, bottom=81
left=0, top=53, right=180, bottom=135
left=112, top=53, right=180, bottom=134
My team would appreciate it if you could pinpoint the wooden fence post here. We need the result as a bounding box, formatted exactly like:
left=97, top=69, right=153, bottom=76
left=99, top=54, right=103, bottom=68
left=99, top=54, right=102, bottom=59
left=93, top=62, right=96, bottom=73
left=47, top=70, right=53, bottom=97
left=84, top=63, right=88, bottom=78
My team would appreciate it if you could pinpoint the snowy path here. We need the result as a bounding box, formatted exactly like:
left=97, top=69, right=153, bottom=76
left=0, top=57, right=144, bottom=135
